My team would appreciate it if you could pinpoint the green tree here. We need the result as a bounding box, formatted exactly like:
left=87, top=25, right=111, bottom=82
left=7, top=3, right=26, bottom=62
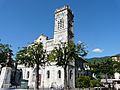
left=76, top=75, right=101, bottom=89
left=0, top=43, right=13, bottom=67
left=76, top=75, right=90, bottom=88
left=48, top=42, right=87, bottom=90
left=90, top=79, right=101, bottom=87
left=16, top=42, right=47, bottom=89
left=113, top=61, right=120, bottom=74
left=88, top=58, right=116, bottom=84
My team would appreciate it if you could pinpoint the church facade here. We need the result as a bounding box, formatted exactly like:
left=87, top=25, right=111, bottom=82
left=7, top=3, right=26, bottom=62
left=18, top=5, right=75, bottom=89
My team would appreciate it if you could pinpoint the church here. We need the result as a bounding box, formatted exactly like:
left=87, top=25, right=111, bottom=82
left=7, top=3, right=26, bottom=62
left=18, top=5, right=76, bottom=89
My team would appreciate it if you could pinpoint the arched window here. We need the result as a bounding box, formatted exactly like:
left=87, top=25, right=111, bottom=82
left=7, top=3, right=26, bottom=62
left=27, top=71, right=29, bottom=79
left=58, top=70, right=61, bottom=78
left=47, top=70, right=50, bottom=78
left=58, top=21, right=60, bottom=29
left=70, top=70, right=73, bottom=79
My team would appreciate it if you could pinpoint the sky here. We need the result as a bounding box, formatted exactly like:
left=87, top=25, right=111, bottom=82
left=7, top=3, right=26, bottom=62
left=0, top=0, right=120, bottom=58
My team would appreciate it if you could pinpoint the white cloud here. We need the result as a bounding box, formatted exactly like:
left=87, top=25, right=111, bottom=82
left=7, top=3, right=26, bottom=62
left=92, top=48, right=104, bottom=53
left=78, top=41, right=82, bottom=44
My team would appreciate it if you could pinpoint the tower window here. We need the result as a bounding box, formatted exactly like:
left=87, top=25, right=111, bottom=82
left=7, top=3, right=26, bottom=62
left=58, top=70, right=61, bottom=78
left=58, top=21, right=60, bottom=30
left=58, top=19, right=64, bottom=30
left=27, top=71, right=29, bottom=79
left=70, top=70, right=73, bottom=79
left=47, top=70, right=50, bottom=78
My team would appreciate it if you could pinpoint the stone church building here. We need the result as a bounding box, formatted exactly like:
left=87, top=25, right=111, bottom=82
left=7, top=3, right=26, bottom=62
left=18, top=5, right=76, bottom=89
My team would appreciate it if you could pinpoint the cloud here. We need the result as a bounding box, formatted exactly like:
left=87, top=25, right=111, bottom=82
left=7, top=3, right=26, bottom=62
left=78, top=41, right=82, bottom=44
left=92, top=48, right=104, bottom=53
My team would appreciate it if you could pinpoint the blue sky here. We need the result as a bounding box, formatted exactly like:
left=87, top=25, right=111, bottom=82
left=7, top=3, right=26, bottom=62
left=0, top=0, right=120, bottom=58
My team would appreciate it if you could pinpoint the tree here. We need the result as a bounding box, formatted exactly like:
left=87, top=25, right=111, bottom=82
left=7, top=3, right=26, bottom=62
left=0, top=43, right=13, bottom=67
left=76, top=75, right=90, bottom=89
left=48, top=42, right=87, bottom=90
left=16, top=42, right=47, bottom=89
left=90, top=79, right=101, bottom=88
left=76, top=75, right=101, bottom=89
left=112, top=61, right=120, bottom=74
left=88, top=58, right=116, bottom=85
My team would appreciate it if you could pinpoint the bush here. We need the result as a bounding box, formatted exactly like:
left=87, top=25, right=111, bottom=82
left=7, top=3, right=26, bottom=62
left=76, top=75, right=101, bottom=88
left=76, top=75, right=90, bottom=88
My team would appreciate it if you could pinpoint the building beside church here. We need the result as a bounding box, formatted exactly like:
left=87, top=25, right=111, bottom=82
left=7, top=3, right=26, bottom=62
left=112, top=54, right=120, bottom=62
left=17, top=5, right=79, bottom=89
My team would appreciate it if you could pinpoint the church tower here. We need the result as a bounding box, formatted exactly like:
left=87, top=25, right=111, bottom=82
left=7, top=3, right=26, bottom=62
left=54, top=5, right=74, bottom=43
left=54, top=5, right=75, bottom=88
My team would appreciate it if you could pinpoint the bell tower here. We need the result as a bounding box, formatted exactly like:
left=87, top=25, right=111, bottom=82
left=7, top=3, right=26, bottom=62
left=54, top=5, right=74, bottom=44
left=54, top=5, right=75, bottom=88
